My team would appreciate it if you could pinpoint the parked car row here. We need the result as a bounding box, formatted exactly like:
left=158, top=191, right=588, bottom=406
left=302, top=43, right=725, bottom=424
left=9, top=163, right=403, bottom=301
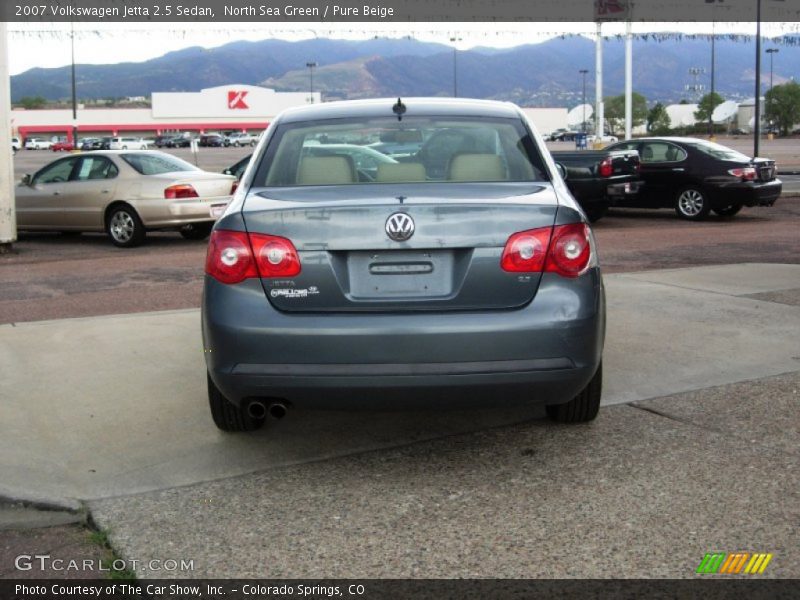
left=16, top=131, right=265, bottom=153
left=12, top=129, right=782, bottom=255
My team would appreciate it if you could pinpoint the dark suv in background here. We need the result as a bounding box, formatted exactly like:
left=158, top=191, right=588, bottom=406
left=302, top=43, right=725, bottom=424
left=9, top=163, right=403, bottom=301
left=200, top=134, right=224, bottom=147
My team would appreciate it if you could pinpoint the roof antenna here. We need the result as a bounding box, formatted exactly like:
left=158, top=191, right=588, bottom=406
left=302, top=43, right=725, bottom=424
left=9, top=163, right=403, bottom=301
left=393, top=98, right=406, bottom=121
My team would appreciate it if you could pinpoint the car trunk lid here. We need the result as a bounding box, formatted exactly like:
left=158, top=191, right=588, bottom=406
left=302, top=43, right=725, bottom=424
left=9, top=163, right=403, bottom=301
left=752, top=158, right=777, bottom=182
left=243, top=182, right=558, bottom=312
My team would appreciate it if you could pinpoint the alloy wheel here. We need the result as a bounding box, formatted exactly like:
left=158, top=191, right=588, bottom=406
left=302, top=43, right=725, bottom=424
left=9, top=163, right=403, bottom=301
left=677, top=189, right=705, bottom=217
left=109, top=211, right=134, bottom=243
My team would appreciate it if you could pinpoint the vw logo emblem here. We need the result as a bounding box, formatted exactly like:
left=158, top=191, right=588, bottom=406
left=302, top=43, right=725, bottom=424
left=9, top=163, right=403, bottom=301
left=385, top=212, right=415, bottom=242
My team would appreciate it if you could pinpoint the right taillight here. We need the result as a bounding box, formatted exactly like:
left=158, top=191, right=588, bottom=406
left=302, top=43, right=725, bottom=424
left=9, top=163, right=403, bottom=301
left=501, top=223, right=593, bottom=278
left=545, top=223, right=593, bottom=278
left=205, top=230, right=301, bottom=285
left=500, top=228, right=552, bottom=272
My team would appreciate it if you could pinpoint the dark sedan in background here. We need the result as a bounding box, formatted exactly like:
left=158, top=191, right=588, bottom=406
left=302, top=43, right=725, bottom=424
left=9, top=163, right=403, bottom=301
left=604, top=137, right=781, bottom=220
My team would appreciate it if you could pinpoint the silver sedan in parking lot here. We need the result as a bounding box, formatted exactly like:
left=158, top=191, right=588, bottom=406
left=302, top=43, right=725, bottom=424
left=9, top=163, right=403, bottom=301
left=203, top=98, right=605, bottom=432
left=15, top=150, right=236, bottom=247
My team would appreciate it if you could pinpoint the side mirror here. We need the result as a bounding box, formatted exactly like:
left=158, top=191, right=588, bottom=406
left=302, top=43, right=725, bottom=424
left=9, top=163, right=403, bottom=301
left=555, top=163, right=568, bottom=180
left=222, top=169, right=232, bottom=175
left=21, top=174, right=32, bottom=186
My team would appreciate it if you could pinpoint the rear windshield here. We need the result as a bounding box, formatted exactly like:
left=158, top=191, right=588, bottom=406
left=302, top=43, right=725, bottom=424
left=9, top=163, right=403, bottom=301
left=690, top=141, right=750, bottom=162
left=121, top=153, right=198, bottom=175
left=254, top=116, right=548, bottom=186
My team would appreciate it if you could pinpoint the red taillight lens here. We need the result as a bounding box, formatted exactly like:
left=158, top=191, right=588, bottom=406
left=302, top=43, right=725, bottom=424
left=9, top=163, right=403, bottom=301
left=205, top=230, right=258, bottom=284
left=205, top=230, right=301, bottom=284
left=598, top=157, right=613, bottom=178
left=545, top=223, right=593, bottom=277
left=501, top=223, right=593, bottom=278
left=230, top=180, right=239, bottom=194
left=250, top=233, right=301, bottom=278
left=500, top=228, right=552, bottom=272
left=164, top=184, right=199, bottom=199
left=728, top=167, right=756, bottom=181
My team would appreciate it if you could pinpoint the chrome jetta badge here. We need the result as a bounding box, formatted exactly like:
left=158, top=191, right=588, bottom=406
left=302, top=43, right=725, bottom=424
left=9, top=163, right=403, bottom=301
left=385, top=213, right=415, bottom=242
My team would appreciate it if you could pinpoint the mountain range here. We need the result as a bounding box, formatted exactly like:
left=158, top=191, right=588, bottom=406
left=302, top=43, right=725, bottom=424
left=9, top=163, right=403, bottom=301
left=11, top=35, right=800, bottom=107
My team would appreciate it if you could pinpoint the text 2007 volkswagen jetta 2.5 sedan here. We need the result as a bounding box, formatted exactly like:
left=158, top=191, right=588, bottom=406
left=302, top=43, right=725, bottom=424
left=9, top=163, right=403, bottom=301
left=202, top=98, right=605, bottom=432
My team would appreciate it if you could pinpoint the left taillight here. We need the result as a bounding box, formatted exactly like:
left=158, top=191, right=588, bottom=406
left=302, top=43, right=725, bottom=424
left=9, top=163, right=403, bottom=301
left=501, top=223, right=593, bottom=278
left=249, top=233, right=301, bottom=278
left=205, top=230, right=301, bottom=285
left=164, top=184, right=199, bottom=199
left=598, top=157, right=613, bottom=178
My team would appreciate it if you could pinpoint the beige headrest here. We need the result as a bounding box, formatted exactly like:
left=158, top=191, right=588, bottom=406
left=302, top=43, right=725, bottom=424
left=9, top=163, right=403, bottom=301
left=448, top=154, right=505, bottom=182
left=376, top=163, right=426, bottom=183
left=297, top=156, right=356, bottom=185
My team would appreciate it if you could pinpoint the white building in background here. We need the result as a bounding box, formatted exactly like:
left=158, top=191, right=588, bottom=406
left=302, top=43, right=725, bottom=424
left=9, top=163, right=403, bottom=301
left=665, top=103, right=700, bottom=129
left=520, top=108, right=569, bottom=137
left=736, top=98, right=763, bottom=132
left=151, top=85, right=315, bottom=119
left=11, top=85, right=321, bottom=141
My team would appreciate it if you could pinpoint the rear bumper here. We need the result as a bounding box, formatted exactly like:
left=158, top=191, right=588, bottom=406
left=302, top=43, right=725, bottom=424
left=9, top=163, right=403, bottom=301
left=202, top=269, right=605, bottom=410
left=607, top=180, right=643, bottom=199
left=710, top=179, right=782, bottom=207
left=136, top=198, right=230, bottom=228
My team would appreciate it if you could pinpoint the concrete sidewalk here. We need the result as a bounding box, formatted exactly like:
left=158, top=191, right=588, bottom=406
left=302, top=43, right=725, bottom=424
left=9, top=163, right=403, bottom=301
left=87, top=370, right=799, bottom=579
left=1, top=263, right=799, bottom=505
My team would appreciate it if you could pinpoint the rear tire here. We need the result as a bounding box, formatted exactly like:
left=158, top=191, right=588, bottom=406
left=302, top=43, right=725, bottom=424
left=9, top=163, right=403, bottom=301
left=208, top=372, right=264, bottom=432
left=179, top=222, right=213, bottom=240
left=546, top=363, right=602, bottom=423
left=675, top=187, right=711, bottom=221
left=713, top=203, right=743, bottom=217
left=106, top=205, right=146, bottom=248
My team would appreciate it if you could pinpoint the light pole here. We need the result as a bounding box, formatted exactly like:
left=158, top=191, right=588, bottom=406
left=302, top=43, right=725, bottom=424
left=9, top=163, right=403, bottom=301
left=579, top=69, right=588, bottom=133
left=754, top=0, right=762, bottom=157
left=70, top=19, right=78, bottom=145
left=766, top=48, right=779, bottom=136
left=450, top=36, right=462, bottom=97
left=766, top=47, right=779, bottom=92
left=709, top=28, right=716, bottom=137
left=306, top=61, right=317, bottom=104
left=706, top=0, right=722, bottom=139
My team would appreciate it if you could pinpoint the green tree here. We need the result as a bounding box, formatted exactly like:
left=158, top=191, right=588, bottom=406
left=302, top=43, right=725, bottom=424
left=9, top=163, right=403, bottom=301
left=765, top=81, right=800, bottom=137
left=603, top=93, right=647, bottom=136
left=17, top=96, right=47, bottom=109
left=694, top=92, right=724, bottom=123
left=647, top=102, right=672, bottom=135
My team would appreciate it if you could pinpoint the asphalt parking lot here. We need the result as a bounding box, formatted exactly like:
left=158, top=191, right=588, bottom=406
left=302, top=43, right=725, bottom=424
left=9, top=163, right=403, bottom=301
left=2, top=141, right=799, bottom=581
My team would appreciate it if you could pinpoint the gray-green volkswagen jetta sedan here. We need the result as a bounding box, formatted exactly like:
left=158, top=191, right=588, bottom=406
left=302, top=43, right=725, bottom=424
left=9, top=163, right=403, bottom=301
left=202, top=98, right=605, bottom=432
